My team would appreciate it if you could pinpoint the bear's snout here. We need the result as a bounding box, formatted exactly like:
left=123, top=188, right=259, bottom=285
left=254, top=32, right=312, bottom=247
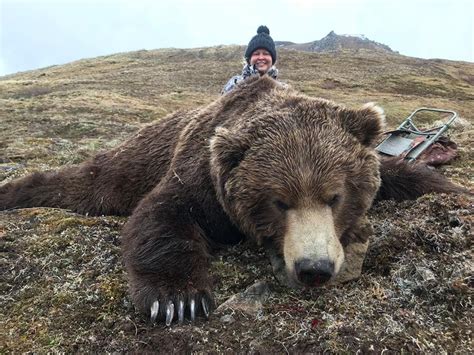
left=295, top=258, right=334, bottom=286
left=283, top=207, right=345, bottom=287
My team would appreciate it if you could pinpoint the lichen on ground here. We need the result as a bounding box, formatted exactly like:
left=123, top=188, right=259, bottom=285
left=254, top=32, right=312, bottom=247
left=0, top=194, right=471, bottom=352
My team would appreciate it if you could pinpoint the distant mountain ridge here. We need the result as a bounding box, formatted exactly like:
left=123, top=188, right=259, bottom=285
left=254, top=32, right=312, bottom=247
left=276, top=30, right=396, bottom=54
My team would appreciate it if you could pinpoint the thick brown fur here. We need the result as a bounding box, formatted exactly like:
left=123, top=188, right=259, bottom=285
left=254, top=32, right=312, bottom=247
left=0, top=76, right=464, bottom=323
left=376, top=156, right=467, bottom=201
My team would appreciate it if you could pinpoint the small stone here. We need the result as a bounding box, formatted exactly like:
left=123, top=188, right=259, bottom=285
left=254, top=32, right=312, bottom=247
left=216, top=280, right=271, bottom=316
left=0, top=164, right=25, bottom=171
left=417, top=267, right=436, bottom=282
left=220, top=314, right=235, bottom=324
left=332, top=240, right=369, bottom=284
left=448, top=216, right=461, bottom=227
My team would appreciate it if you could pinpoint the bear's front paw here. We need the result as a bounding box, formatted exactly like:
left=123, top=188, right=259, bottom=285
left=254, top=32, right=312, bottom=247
left=130, top=280, right=214, bottom=326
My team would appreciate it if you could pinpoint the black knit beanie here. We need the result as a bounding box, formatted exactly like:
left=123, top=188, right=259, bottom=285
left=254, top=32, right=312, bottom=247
left=244, top=25, right=277, bottom=64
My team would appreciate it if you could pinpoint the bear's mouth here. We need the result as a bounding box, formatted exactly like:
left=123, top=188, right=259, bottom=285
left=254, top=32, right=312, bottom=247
left=263, top=238, right=336, bottom=288
left=284, top=265, right=335, bottom=289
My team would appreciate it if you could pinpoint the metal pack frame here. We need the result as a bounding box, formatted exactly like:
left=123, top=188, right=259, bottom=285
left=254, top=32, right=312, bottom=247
left=375, top=108, right=458, bottom=162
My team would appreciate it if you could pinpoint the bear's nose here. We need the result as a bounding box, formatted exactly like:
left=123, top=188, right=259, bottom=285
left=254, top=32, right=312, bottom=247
left=295, top=259, right=334, bottom=286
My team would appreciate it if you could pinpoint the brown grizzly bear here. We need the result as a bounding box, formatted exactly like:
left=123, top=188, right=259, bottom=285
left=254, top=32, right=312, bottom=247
left=0, top=76, right=462, bottom=326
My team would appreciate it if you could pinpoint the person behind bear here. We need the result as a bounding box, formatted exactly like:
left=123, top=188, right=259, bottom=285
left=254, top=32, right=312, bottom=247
left=222, top=25, right=280, bottom=94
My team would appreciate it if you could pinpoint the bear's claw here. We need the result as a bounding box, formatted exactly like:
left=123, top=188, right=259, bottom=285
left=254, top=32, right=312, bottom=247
left=178, top=299, right=185, bottom=323
left=149, top=293, right=212, bottom=326
left=150, top=300, right=160, bottom=323
left=201, top=298, right=209, bottom=318
left=190, top=298, right=196, bottom=322
left=165, top=300, right=175, bottom=326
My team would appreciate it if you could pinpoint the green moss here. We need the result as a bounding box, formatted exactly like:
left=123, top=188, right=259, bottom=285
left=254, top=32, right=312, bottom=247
left=98, top=275, right=127, bottom=304
left=46, top=216, right=101, bottom=233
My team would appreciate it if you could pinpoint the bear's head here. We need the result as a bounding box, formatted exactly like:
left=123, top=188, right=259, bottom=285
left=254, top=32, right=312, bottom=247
left=210, top=86, right=384, bottom=288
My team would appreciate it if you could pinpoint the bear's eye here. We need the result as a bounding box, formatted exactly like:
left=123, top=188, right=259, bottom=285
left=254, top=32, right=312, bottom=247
left=327, top=194, right=340, bottom=207
left=274, top=200, right=290, bottom=211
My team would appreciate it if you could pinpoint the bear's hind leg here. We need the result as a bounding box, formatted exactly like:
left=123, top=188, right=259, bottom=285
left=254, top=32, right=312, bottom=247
left=122, top=182, right=214, bottom=325
left=1, top=159, right=137, bottom=216
left=0, top=166, right=98, bottom=214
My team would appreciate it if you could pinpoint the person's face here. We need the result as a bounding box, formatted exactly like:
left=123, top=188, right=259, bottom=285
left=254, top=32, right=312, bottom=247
left=250, top=49, right=273, bottom=74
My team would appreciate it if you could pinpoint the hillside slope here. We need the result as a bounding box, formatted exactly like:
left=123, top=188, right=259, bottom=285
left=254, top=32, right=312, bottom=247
left=0, top=47, right=473, bottom=352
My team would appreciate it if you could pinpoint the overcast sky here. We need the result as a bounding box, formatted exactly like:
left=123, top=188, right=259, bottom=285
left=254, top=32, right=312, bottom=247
left=0, top=0, right=472, bottom=76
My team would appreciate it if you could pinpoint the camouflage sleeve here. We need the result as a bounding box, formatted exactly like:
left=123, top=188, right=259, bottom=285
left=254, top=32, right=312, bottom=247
left=221, top=75, right=243, bottom=95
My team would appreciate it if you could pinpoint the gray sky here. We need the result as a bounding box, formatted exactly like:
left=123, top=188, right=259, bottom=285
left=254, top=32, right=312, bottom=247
left=1, top=0, right=473, bottom=76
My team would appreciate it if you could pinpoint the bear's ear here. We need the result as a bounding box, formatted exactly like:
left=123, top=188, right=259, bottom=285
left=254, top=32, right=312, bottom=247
left=339, top=103, right=385, bottom=147
left=209, top=127, right=251, bottom=196
left=210, top=127, right=250, bottom=171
